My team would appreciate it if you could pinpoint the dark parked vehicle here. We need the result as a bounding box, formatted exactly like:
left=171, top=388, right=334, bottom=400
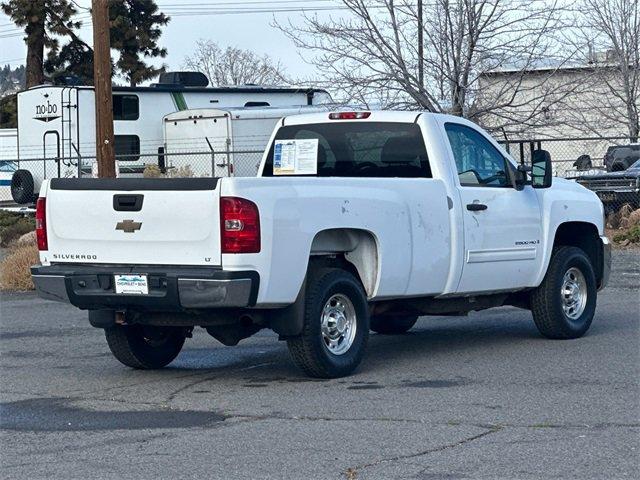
left=576, top=159, right=640, bottom=212
left=604, top=144, right=640, bottom=172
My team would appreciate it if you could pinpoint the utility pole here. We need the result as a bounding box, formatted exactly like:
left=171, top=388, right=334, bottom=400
left=92, top=0, right=116, bottom=178
left=417, top=0, right=424, bottom=93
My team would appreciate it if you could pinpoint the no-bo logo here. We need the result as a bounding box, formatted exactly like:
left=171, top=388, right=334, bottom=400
left=34, top=100, right=60, bottom=123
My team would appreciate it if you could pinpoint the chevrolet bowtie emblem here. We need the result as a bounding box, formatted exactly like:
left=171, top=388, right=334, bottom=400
left=115, top=219, right=142, bottom=233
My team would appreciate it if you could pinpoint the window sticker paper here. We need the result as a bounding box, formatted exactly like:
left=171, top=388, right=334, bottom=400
left=273, top=139, right=318, bottom=175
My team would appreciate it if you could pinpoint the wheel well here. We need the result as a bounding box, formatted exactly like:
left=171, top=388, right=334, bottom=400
left=553, top=222, right=603, bottom=284
left=309, top=228, right=378, bottom=297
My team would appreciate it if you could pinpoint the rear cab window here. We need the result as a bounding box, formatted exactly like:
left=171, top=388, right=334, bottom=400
left=262, top=122, right=431, bottom=178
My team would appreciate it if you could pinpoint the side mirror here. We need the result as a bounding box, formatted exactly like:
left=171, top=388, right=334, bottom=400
left=531, top=149, right=552, bottom=188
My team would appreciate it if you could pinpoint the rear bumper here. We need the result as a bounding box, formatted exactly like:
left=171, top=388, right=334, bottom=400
left=31, top=264, right=259, bottom=310
left=599, top=236, right=611, bottom=291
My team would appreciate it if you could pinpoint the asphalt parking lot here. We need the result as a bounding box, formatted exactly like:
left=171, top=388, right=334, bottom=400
left=1, top=251, right=638, bottom=480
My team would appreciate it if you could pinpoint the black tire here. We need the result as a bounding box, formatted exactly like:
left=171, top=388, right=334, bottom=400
left=11, top=170, right=35, bottom=204
left=370, top=314, right=418, bottom=334
left=104, top=325, right=186, bottom=369
left=530, top=246, right=597, bottom=339
left=287, top=268, right=369, bottom=378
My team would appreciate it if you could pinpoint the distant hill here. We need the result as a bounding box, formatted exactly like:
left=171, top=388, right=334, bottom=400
left=0, top=64, right=25, bottom=98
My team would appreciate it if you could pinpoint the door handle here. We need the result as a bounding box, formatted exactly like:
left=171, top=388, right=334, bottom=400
left=466, top=203, right=488, bottom=211
left=113, top=194, right=144, bottom=212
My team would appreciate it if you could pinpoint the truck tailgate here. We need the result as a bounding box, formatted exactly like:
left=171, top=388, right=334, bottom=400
left=44, top=178, right=221, bottom=266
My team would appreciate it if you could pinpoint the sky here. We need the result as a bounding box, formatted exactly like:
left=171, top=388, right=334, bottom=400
left=0, top=0, right=349, bottom=82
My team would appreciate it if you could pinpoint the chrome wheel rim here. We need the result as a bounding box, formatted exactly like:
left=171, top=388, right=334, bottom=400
left=561, top=267, right=587, bottom=320
left=321, top=294, right=357, bottom=355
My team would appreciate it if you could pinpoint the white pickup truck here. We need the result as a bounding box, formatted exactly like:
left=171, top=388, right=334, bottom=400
left=31, top=111, right=611, bottom=378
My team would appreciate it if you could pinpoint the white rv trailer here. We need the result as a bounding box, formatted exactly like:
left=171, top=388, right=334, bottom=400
left=0, top=128, right=18, bottom=202
left=163, top=106, right=328, bottom=177
left=10, top=77, right=331, bottom=203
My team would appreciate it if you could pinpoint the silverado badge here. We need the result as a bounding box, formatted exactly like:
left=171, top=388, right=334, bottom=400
left=115, top=220, right=142, bottom=233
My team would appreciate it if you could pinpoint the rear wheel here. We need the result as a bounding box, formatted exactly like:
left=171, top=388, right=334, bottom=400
left=11, top=170, right=35, bottom=204
left=530, top=246, right=597, bottom=339
left=370, top=314, right=418, bottom=334
left=287, top=268, right=369, bottom=378
left=105, top=325, right=186, bottom=369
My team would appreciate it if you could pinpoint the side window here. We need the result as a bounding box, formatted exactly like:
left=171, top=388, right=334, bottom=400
left=113, top=95, right=139, bottom=121
left=114, top=135, right=140, bottom=161
left=445, top=123, right=510, bottom=187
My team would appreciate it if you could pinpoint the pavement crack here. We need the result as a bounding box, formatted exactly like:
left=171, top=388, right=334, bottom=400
left=227, top=413, right=427, bottom=424
left=344, top=426, right=502, bottom=478
left=166, top=374, right=219, bottom=402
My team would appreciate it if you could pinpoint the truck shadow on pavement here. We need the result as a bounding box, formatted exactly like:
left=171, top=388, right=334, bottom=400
left=163, top=309, right=617, bottom=380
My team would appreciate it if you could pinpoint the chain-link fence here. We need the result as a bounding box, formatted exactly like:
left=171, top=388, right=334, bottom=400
left=0, top=149, right=264, bottom=203
left=500, top=136, right=640, bottom=216
left=499, top=136, right=631, bottom=177
left=2, top=138, right=639, bottom=217
left=0, top=149, right=264, bottom=181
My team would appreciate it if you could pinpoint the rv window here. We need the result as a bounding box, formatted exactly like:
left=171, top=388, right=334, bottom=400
left=244, top=101, right=270, bottom=107
left=113, top=95, right=139, bottom=120
left=114, top=135, right=140, bottom=161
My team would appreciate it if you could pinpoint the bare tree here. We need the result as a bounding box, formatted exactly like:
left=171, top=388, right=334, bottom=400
left=276, top=0, right=576, bottom=130
left=183, top=39, right=289, bottom=86
left=569, top=0, right=639, bottom=141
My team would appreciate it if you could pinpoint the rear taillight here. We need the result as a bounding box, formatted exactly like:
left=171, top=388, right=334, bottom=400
left=35, top=197, right=48, bottom=251
left=329, top=111, right=371, bottom=120
left=220, top=197, right=260, bottom=253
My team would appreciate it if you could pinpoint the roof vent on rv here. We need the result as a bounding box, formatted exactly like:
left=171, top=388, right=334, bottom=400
left=157, top=71, right=209, bottom=87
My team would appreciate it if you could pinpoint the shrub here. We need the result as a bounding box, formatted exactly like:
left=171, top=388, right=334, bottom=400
left=0, top=210, right=23, bottom=228
left=620, top=208, right=640, bottom=229
left=142, top=164, right=194, bottom=178
left=143, top=164, right=162, bottom=178
left=166, top=165, right=194, bottom=178
left=15, top=231, right=36, bottom=246
left=0, top=243, right=39, bottom=291
left=0, top=217, right=35, bottom=247
left=613, top=225, right=640, bottom=245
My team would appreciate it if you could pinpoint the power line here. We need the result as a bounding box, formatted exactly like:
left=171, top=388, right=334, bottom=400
left=0, top=0, right=580, bottom=38
left=0, top=3, right=341, bottom=36
left=0, top=57, right=24, bottom=64
left=159, top=0, right=338, bottom=5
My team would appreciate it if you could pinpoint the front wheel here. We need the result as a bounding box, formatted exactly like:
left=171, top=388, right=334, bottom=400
left=530, top=246, right=597, bottom=339
left=105, top=325, right=186, bottom=369
left=287, top=268, right=369, bottom=378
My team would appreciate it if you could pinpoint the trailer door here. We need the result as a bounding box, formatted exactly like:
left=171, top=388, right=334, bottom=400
left=163, top=109, right=231, bottom=177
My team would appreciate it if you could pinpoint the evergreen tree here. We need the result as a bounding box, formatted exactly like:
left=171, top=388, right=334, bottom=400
left=109, top=0, right=169, bottom=86
left=45, top=30, right=94, bottom=85
left=0, top=0, right=79, bottom=87
left=0, top=94, right=18, bottom=128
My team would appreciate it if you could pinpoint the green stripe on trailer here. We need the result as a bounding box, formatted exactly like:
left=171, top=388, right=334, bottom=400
left=171, top=92, right=188, bottom=110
